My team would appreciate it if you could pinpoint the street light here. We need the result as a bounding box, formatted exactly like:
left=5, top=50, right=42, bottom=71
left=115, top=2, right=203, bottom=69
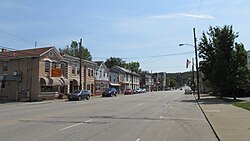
left=179, top=28, right=200, bottom=100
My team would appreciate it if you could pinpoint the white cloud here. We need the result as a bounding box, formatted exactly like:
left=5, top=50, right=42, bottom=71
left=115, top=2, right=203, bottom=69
left=148, top=13, right=214, bottom=20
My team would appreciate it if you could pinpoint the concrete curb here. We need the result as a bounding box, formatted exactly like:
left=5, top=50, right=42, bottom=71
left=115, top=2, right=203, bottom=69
left=193, top=94, right=221, bottom=141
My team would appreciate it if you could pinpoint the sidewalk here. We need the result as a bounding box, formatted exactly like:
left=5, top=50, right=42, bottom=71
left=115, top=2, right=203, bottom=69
left=195, top=94, right=250, bottom=141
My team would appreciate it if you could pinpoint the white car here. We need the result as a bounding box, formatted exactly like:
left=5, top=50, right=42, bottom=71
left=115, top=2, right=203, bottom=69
left=184, top=88, right=192, bottom=94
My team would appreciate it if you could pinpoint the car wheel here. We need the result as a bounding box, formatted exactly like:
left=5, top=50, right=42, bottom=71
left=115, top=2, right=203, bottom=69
left=78, top=96, right=82, bottom=101
left=86, top=95, right=90, bottom=100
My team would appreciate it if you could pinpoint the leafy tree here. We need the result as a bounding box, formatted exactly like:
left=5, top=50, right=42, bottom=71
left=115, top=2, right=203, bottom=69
left=198, top=25, right=249, bottom=98
left=59, top=40, right=92, bottom=61
left=124, top=62, right=141, bottom=73
left=105, top=57, right=126, bottom=68
left=169, top=78, right=177, bottom=88
left=105, top=57, right=141, bottom=73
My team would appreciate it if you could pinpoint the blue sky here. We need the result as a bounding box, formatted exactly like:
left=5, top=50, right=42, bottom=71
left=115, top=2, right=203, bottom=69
left=1, top=0, right=250, bottom=73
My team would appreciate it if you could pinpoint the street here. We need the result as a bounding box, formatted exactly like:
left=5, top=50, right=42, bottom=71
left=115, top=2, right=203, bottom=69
left=0, top=90, right=217, bottom=141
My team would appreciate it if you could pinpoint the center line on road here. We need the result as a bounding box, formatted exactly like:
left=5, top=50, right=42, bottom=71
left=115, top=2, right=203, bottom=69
left=137, top=103, right=144, bottom=106
left=84, top=119, right=93, bottom=123
left=60, top=123, right=83, bottom=131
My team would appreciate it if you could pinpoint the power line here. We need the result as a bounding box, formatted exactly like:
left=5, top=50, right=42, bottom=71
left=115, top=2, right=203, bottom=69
left=0, top=30, right=52, bottom=47
left=92, top=51, right=193, bottom=60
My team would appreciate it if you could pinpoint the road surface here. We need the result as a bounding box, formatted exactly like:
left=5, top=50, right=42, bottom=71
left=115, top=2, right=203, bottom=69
left=0, top=90, right=217, bottom=141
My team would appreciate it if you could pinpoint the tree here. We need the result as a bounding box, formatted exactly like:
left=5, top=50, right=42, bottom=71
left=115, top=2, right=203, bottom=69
left=59, top=40, right=92, bottom=61
left=169, top=78, right=177, bottom=88
left=198, top=25, right=249, bottom=98
left=124, top=62, right=141, bottom=73
left=105, top=57, right=126, bottom=69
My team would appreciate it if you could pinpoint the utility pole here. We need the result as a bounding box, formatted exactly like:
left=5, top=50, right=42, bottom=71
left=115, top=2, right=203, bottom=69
left=193, top=28, right=200, bottom=100
left=192, top=58, right=195, bottom=93
left=79, top=38, right=82, bottom=90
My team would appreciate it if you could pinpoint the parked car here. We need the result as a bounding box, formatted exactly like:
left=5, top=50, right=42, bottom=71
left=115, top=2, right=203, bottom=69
left=135, top=88, right=142, bottom=94
left=184, top=88, right=192, bottom=94
left=102, top=88, right=117, bottom=97
left=141, top=88, right=146, bottom=93
left=68, top=90, right=91, bottom=101
left=124, top=88, right=134, bottom=95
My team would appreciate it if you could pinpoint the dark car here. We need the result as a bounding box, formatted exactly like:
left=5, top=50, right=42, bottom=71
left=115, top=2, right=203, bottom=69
left=102, top=88, right=117, bottom=97
left=68, top=90, right=91, bottom=101
left=124, top=88, right=134, bottom=95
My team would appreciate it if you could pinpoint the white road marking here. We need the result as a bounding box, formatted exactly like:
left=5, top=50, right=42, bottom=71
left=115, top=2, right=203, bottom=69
left=84, top=119, right=93, bottom=123
left=60, top=123, right=83, bottom=131
left=136, top=138, right=141, bottom=141
left=205, top=110, right=220, bottom=113
left=159, top=116, right=204, bottom=121
left=137, top=103, right=144, bottom=106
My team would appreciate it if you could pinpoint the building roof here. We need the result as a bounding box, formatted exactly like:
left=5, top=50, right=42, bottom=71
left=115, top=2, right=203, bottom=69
left=94, top=61, right=103, bottom=66
left=111, top=65, right=140, bottom=76
left=0, top=46, right=55, bottom=59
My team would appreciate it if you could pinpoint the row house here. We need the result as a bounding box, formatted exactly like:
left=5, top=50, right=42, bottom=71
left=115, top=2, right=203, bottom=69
left=109, top=66, right=140, bottom=93
left=152, top=72, right=168, bottom=91
left=0, top=46, right=143, bottom=101
left=0, top=47, right=63, bottom=101
left=0, top=47, right=96, bottom=101
left=60, top=54, right=96, bottom=94
left=140, top=74, right=152, bottom=92
left=94, top=61, right=109, bottom=95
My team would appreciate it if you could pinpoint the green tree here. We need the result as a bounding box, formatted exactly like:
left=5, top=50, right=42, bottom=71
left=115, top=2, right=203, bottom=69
left=59, top=40, right=92, bottom=61
left=105, top=57, right=126, bottom=68
left=169, top=78, right=177, bottom=88
left=124, top=62, right=141, bottom=73
left=198, top=25, right=249, bottom=98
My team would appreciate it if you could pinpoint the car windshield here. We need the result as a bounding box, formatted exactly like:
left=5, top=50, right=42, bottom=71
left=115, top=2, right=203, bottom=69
left=105, top=88, right=112, bottom=91
left=72, top=90, right=81, bottom=94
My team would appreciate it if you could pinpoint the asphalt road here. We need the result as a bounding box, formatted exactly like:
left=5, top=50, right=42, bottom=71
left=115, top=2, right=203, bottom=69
left=0, top=90, right=218, bottom=141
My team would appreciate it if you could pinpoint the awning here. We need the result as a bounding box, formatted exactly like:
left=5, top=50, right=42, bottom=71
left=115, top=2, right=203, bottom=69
left=49, top=77, right=64, bottom=86
left=61, top=77, right=69, bottom=85
left=110, top=83, right=121, bottom=86
left=40, top=76, right=50, bottom=86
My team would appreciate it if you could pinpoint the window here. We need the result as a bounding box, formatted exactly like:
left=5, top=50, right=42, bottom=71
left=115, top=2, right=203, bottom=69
left=1, top=82, right=5, bottom=88
left=61, top=63, right=66, bottom=77
left=72, top=65, right=76, bottom=74
left=96, top=83, right=100, bottom=90
left=77, top=65, right=80, bottom=74
left=45, top=61, right=50, bottom=72
left=3, top=61, right=8, bottom=71
left=88, top=68, right=91, bottom=77
left=52, top=62, right=56, bottom=69
left=91, top=69, right=94, bottom=77
left=109, top=76, right=111, bottom=81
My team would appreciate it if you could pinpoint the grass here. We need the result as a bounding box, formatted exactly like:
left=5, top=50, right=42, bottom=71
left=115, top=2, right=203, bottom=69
left=215, top=96, right=250, bottom=111
left=233, top=102, right=250, bottom=111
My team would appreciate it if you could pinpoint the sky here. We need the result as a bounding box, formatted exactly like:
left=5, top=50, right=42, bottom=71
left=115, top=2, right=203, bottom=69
left=0, top=0, right=250, bottom=73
